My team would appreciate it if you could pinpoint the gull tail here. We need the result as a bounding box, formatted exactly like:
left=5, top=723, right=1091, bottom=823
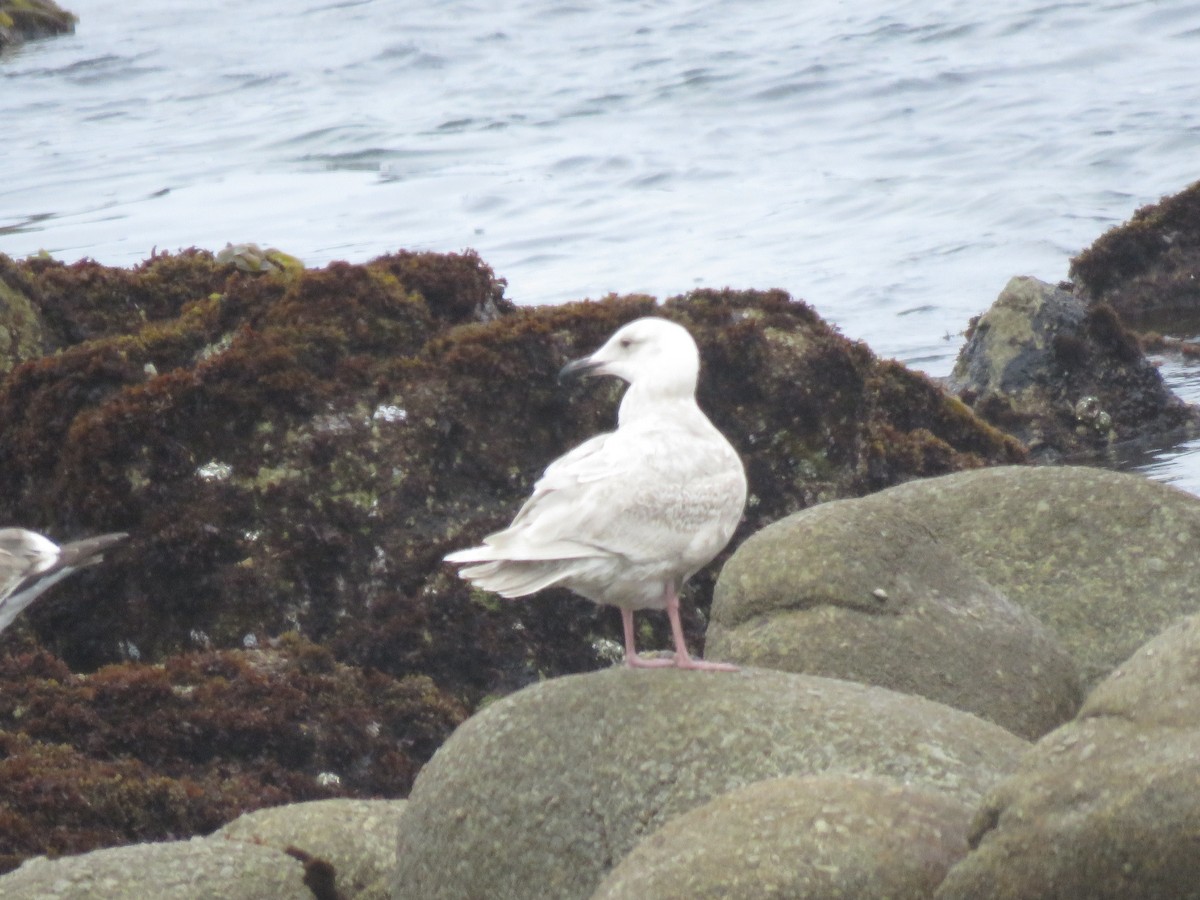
left=458, top=561, right=577, bottom=598
left=446, top=542, right=593, bottom=598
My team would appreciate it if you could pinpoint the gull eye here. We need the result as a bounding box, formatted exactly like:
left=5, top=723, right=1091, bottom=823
left=619, top=337, right=633, bottom=349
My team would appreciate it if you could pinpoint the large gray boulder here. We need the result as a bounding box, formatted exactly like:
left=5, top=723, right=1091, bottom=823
left=883, top=466, right=1200, bottom=686
left=592, top=774, right=973, bottom=900
left=0, top=797, right=407, bottom=899
left=720, top=465, right=1200, bottom=690
left=392, top=667, right=1028, bottom=900
left=216, top=798, right=405, bottom=900
left=709, top=495, right=1081, bottom=739
left=0, top=835, right=311, bottom=899
left=937, top=613, right=1200, bottom=899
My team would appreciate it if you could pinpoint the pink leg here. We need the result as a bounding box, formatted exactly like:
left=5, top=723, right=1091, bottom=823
left=665, top=585, right=738, bottom=672
left=621, top=607, right=673, bottom=668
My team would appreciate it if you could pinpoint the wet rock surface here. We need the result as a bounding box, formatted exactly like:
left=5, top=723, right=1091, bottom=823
left=0, top=0, right=75, bottom=51
left=0, top=247, right=1023, bottom=870
left=947, top=276, right=1197, bottom=458
left=391, top=667, right=1027, bottom=900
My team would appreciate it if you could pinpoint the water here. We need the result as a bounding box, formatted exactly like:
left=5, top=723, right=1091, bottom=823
left=4, top=0, right=1200, bottom=480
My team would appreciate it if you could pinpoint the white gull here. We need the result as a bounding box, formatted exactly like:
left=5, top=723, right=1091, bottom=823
left=445, top=317, right=746, bottom=671
left=0, top=529, right=128, bottom=636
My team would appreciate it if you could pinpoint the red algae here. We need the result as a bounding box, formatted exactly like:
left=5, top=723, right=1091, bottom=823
left=0, top=247, right=1024, bottom=870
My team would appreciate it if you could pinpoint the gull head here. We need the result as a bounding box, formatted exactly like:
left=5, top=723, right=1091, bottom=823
left=558, top=317, right=701, bottom=396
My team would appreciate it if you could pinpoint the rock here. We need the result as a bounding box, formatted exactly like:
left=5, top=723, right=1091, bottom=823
left=0, top=835, right=311, bottom=899
left=708, top=494, right=1082, bottom=740
left=936, top=613, right=1200, bottom=900
left=0, top=248, right=1024, bottom=870
left=0, top=253, right=1022, bottom=695
left=0, top=266, right=46, bottom=375
left=215, top=798, right=404, bottom=900
left=0, top=0, right=75, bottom=51
left=870, top=464, right=1200, bottom=687
left=392, top=667, right=1028, bottom=900
left=215, top=242, right=304, bottom=275
left=592, top=774, right=973, bottom=900
left=1071, top=179, right=1200, bottom=330
left=947, top=275, right=1195, bottom=457
left=1079, top=612, right=1200, bottom=727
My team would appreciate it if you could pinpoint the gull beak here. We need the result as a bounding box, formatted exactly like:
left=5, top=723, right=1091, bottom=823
left=558, top=356, right=604, bottom=385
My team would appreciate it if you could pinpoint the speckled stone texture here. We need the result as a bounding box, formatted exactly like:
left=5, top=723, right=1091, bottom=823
left=593, top=774, right=973, bottom=900
left=216, top=798, right=405, bottom=900
left=709, top=493, right=1082, bottom=740
left=858, top=465, right=1200, bottom=687
left=391, top=666, right=1027, bottom=900
left=937, top=613, right=1200, bottom=900
left=0, top=836, right=311, bottom=899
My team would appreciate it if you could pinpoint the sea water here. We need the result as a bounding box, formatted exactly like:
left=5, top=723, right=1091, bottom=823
left=3, top=0, right=1200, bottom=487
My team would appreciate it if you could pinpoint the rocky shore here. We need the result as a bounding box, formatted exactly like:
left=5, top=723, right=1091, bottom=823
left=3, top=178, right=1200, bottom=897
left=0, top=0, right=75, bottom=51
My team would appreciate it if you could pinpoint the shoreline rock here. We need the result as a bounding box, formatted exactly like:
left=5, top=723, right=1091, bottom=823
left=937, top=613, right=1200, bottom=899
left=391, top=667, right=1028, bottom=900
left=1, top=213, right=1199, bottom=891
left=947, top=275, right=1198, bottom=459
left=708, top=482, right=1083, bottom=740
left=1071, top=179, right=1200, bottom=332
left=594, top=774, right=974, bottom=900
left=0, top=0, right=76, bottom=52
left=0, top=797, right=404, bottom=899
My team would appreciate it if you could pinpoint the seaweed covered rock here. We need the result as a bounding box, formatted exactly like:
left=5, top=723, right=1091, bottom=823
left=947, top=276, right=1196, bottom=457
left=0, top=251, right=1022, bottom=702
left=937, top=614, right=1200, bottom=900
left=393, top=667, right=1027, bottom=900
left=0, top=642, right=464, bottom=873
left=0, top=0, right=75, bottom=51
left=0, top=247, right=1024, bottom=870
left=1071, top=179, right=1200, bottom=331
